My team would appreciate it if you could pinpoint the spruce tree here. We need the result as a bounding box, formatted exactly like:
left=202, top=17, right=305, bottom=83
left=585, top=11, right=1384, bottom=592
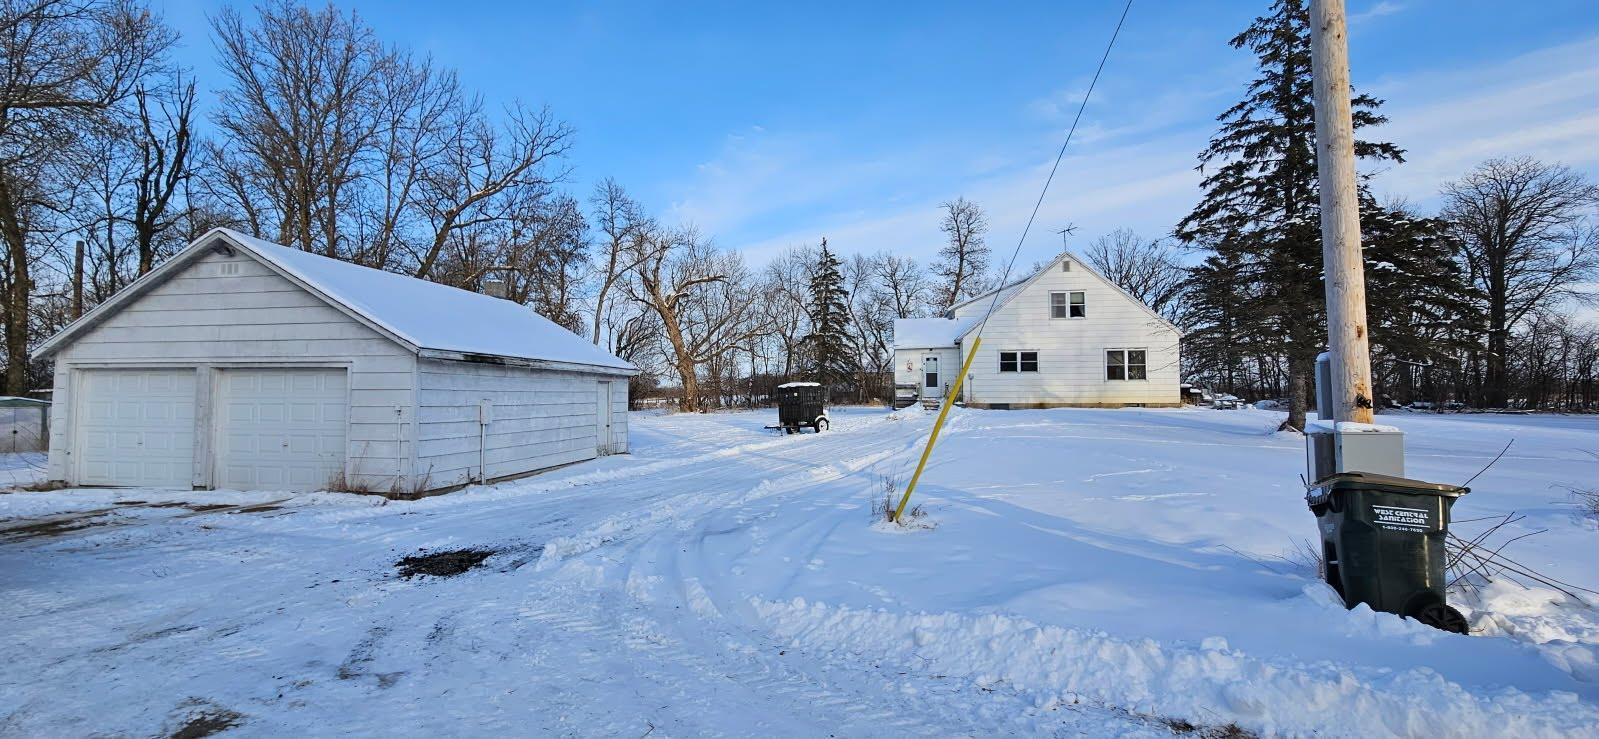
left=801, top=238, right=852, bottom=388
left=1176, top=0, right=1401, bottom=431
left=1360, top=204, right=1484, bottom=403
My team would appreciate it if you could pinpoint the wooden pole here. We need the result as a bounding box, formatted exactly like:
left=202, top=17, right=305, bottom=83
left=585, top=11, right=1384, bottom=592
left=892, top=336, right=981, bottom=523
left=1309, top=0, right=1374, bottom=424
left=71, top=240, right=84, bottom=320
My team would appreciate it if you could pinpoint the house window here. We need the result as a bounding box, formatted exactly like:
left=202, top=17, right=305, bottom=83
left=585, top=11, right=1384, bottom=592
left=999, top=351, right=1039, bottom=373
left=1106, top=349, right=1147, bottom=381
left=1052, top=291, right=1086, bottom=318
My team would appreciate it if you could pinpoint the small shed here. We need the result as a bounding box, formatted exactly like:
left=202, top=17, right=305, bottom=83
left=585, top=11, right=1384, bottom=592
left=0, top=396, right=50, bottom=453
left=34, top=228, right=636, bottom=495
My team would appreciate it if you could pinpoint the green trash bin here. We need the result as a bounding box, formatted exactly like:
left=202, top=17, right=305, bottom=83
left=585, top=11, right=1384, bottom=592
left=1306, top=472, right=1470, bottom=633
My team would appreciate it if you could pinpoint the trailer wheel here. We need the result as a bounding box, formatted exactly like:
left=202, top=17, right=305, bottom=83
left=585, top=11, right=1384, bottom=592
left=814, top=417, right=829, bottom=432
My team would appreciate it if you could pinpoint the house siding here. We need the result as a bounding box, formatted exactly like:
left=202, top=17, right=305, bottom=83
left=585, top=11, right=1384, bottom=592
left=46, top=250, right=418, bottom=491
left=415, top=359, right=629, bottom=489
left=958, top=260, right=1181, bottom=407
left=892, top=347, right=962, bottom=402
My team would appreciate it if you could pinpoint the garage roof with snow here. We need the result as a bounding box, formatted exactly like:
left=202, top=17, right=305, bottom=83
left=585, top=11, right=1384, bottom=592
left=36, top=228, right=635, bottom=372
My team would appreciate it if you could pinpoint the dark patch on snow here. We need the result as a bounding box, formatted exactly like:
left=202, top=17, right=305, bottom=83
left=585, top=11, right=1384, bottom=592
left=0, top=513, right=111, bottom=541
left=395, top=547, right=497, bottom=579
left=183, top=503, right=235, bottom=512
left=230, top=503, right=283, bottom=514
left=168, top=705, right=244, bottom=739
left=1160, top=716, right=1255, bottom=738
left=337, top=625, right=406, bottom=688
left=114, top=500, right=147, bottom=505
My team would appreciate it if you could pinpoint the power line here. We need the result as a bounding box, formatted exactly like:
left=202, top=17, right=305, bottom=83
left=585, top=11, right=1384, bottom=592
left=892, top=0, right=1136, bottom=523
left=974, top=0, right=1135, bottom=337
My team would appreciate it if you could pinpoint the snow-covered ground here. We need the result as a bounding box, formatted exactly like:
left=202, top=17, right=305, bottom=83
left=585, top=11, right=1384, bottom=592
left=2, top=407, right=1597, bottom=737
left=0, top=452, right=44, bottom=489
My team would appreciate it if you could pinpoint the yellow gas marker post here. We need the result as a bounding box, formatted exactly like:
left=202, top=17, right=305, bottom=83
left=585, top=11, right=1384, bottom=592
left=892, top=336, right=983, bottom=523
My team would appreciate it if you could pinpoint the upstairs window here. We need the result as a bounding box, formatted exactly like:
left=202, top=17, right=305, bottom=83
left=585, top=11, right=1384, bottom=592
left=999, top=351, right=1039, bottom=373
left=1052, top=291, right=1086, bottom=318
left=1105, top=349, right=1147, bottom=381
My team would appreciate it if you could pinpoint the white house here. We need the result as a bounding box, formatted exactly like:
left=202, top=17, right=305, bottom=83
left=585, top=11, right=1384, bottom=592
left=34, top=228, right=635, bottom=495
left=893, top=252, right=1181, bottom=409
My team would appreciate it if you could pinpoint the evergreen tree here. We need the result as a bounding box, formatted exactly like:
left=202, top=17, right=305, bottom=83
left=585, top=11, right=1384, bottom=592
left=1360, top=204, right=1484, bottom=403
left=1176, top=0, right=1401, bottom=431
left=801, top=238, right=852, bottom=388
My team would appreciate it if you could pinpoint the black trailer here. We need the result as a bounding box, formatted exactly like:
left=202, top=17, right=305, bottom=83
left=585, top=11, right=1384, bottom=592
left=771, top=382, right=829, bottom=433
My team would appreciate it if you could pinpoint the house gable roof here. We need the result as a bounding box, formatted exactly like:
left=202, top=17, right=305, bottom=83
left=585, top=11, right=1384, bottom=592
left=35, top=229, right=635, bottom=373
left=955, top=251, right=1182, bottom=344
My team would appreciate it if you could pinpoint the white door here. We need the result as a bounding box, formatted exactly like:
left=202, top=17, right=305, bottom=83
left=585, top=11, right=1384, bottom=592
left=76, top=369, right=196, bottom=487
left=216, top=368, right=347, bottom=490
left=596, top=381, right=613, bottom=455
left=923, top=356, right=941, bottom=394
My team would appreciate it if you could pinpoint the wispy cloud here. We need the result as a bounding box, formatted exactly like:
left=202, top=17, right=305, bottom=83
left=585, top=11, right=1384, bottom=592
left=1367, top=34, right=1599, bottom=203
left=662, top=32, right=1599, bottom=273
left=1351, top=1, right=1406, bottom=25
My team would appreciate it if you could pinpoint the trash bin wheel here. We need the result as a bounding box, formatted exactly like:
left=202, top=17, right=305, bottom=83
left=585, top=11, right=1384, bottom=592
left=1403, top=592, right=1468, bottom=634
left=1413, top=602, right=1469, bottom=634
left=814, top=417, right=829, bottom=432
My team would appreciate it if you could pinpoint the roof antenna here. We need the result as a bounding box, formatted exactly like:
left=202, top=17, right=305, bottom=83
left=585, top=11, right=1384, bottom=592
left=1056, top=223, right=1078, bottom=253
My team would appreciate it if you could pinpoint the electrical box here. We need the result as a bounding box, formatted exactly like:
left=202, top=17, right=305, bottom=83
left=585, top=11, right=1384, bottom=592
left=1308, top=351, right=1404, bottom=483
left=1306, top=421, right=1404, bottom=483
left=478, top=399, right=493, bottom=425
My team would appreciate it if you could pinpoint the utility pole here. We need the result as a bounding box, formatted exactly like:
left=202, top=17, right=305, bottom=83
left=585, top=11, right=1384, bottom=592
left=1309, top=0, right=1373, bottom=425
left=71, top=240, right=85, bottom=320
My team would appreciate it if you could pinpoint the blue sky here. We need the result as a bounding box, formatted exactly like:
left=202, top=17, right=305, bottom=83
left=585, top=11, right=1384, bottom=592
left=157, top=0, right=1599, bottom=270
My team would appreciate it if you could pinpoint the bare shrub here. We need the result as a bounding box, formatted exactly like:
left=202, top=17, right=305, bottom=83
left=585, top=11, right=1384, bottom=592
left=872, top=475, right=931, bottom=528
left=1446, top=512, right=1598, bottom=601
left=1572, top=488, right=1599, bottom=518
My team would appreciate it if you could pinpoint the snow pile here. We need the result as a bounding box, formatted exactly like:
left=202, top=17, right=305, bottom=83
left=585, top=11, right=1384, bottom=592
left=753, top=597, right=1597, bottom=737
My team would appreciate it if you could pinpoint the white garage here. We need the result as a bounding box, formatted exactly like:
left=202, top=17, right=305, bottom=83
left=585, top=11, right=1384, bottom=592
left=36, top=228, right=636, bottom=495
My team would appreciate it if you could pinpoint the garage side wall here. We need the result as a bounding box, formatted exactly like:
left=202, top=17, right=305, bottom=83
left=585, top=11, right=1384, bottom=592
left=415, top=359, right=628, bottom=488
left=46, top=250, right=419, bottom=491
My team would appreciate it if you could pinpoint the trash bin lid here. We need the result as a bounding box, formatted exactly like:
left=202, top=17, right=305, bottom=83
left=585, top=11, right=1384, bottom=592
left=1305, top=471, right=1468, bottom=505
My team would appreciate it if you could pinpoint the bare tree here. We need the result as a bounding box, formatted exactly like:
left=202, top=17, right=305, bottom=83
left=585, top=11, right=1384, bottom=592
left=210, top=0, right=387, bottom=257
left=1443, top=157, right=1599, bottom=407
left=758, top=244, right=815, bottom=379
left=933, top=196, right=990, bottom=311
left=627, top=226, right=761, bottom=412
left=589, top=177, right=646, bottom=343
left=1081, top=228, right=1188, bottom=320
left=129, top=74, right=194, bottom=275
left=411, top=103, right=572, bottom=279
left=0, top=0, right=174, bottom=392
left=874, top=252, right=930, bottom=319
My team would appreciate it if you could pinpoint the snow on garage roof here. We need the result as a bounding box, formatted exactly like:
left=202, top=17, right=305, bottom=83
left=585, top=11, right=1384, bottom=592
left=36, top=229, right=634, bottom=372
left=893, top=317, right=974, bottom=349
left=224, top=230, right=632, bottom=370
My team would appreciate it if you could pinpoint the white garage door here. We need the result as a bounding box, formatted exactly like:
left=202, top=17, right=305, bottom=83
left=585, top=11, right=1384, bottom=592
left=76, top=369, right=196, bottom=488
left=217, top=368, right=347, bottom=490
